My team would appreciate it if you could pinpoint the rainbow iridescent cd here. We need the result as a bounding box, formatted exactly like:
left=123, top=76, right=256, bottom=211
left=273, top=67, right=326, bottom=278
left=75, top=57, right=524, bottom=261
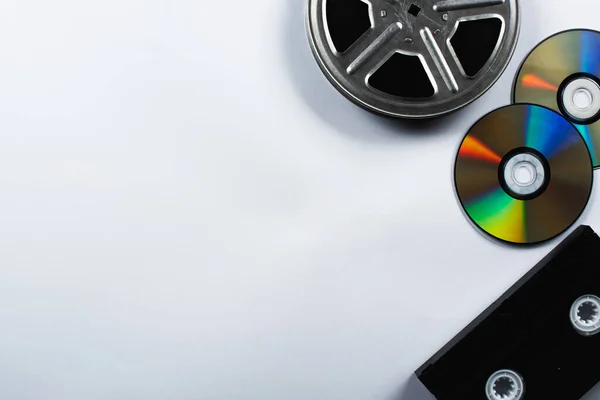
left=454, top=104, right=593, bottom=245
left=513, top=29, right=600, bottom=169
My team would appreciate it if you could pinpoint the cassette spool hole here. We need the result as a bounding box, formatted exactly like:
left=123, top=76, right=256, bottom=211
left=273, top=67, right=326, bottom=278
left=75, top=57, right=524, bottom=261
left=571, top=295, right=600, bottom=336
left=578, top=301, right=598, bottom=323
left=494, top=377, right=515, bottom=398
left=486, top=370, right=524, bottom=400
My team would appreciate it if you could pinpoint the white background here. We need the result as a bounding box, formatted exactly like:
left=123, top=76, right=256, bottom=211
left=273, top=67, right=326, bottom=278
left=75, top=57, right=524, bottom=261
left=0, top=0, right=598, bottom=399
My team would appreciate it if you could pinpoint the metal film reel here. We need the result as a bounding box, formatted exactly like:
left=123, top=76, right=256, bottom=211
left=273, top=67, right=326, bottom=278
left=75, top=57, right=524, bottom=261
left=307, top=0, right=520, bottom=118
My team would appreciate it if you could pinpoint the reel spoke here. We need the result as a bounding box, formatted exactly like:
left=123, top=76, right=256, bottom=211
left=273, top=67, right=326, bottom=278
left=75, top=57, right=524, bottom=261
left=342, top=23, right=403, bottom=75
left=433, top=0, right=505, bottom=12
left=420, top=27, right=459, bottom=94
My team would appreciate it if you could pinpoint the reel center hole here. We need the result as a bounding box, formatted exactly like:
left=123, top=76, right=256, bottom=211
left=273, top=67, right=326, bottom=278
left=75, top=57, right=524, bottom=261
left=573, top=88, right=593, bottom=110
left=408, top=4, right=421, bottom=16
left=513, top=162, right=536, bottom=186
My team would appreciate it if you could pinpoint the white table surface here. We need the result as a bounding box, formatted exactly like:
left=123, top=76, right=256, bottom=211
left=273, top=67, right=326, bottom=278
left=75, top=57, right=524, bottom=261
left=0, top=0, right=598, bottom=398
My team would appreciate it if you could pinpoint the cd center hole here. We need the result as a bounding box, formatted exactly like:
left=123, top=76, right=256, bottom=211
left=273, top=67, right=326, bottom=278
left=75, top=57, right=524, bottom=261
left=513, top=162, right=535, bottom=186
left=573, top=88, right=593, bottom=110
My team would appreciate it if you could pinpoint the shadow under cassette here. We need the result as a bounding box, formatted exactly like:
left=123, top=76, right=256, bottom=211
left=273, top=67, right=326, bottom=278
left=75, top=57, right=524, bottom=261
left=454, top=104, right=593, bottom=245
left=306, top=0, right=520, bottom=118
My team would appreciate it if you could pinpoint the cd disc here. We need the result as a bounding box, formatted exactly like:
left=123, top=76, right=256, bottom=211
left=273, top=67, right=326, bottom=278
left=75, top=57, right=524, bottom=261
left=454, top=104, right=593, bottom=245
left=513, top=29, right=600, bottom=168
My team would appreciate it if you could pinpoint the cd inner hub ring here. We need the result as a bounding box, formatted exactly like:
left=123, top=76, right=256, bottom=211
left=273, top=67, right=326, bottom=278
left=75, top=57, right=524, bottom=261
left=499, top=149, right=549, bottom=200
left=559, top=75, right=600, bottom=123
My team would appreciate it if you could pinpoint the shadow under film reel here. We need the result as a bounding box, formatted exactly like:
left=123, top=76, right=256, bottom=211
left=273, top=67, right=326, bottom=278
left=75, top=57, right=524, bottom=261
left=307, top=0, right=520, bottom=119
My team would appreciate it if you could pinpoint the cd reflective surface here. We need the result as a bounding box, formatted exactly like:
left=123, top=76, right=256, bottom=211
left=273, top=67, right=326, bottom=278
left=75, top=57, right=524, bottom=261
left=513, top=29, right=600, bottom=168
left=455, top=104, right=593, bottom=245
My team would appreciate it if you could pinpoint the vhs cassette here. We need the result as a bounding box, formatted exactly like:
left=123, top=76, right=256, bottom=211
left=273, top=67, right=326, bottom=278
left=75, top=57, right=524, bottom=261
left=416, top=225, right=600, bottom=399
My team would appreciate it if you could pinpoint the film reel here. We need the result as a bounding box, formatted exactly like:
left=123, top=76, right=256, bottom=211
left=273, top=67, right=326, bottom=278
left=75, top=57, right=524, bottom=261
left=307, top=0, right=520, bottom=118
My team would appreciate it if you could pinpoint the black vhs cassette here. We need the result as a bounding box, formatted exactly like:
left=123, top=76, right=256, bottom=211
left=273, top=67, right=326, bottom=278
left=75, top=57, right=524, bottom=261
left=416, top=225, right=600, bottom=399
